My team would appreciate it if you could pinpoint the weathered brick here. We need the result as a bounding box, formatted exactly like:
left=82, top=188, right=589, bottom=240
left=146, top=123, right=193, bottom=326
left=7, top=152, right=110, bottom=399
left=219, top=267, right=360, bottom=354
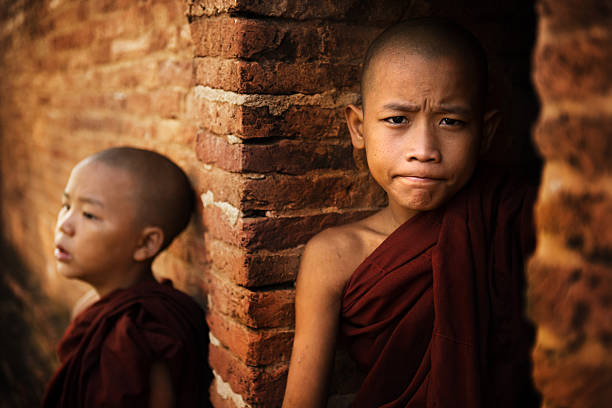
left=188, top=0, right=412, bottom=23
left=206, top=310, right=293, bottom=366
left=196, top=129, right=355, bottom=175
left=527, top=254, right=612, bottom=344
left=203, top=204, right=373, bottom=251
left=206, top=270, right=295, bottom=328
left=153, top=119, right=198, bottom=145
left=534, top=27, right=612, bottom=101
left=190, top=15, right=379, bottom=62
left=110, top=29, right=170, bottom=61
left=194, top=57, right=360, bottom=94
left=535, top=183, right=612, bottom=264
left=157, top=58, right=193, bottom=88
left=93, top=60, right=160, bottom=90
left=534, top=113, right=612, bottom=176
left=193, top=166, right=245, bottom=206
left=242, top=171, right=386, bottom=211
left=52, top=26, right=93, bottom=50
left=205, top=238, right=301, bottom=287
left=532, top=334, right=612, bottom=408
left=89, top=0, right=136, bottom=15
left=150, top=88, right=184, bottom=119
left=537, top=0, right=612, bottom=31
left=186, top=87, right=355, bottom=139
left=209, top=343, right=287, bottom=406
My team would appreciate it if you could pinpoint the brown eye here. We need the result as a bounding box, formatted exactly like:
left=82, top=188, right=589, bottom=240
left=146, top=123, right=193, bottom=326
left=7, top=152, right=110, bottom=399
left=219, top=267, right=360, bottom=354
left=440, top=118, right=465, bottom=126
left=83, top=212, right=97, bottom=220
left=385, top=116, right=407, bottom=125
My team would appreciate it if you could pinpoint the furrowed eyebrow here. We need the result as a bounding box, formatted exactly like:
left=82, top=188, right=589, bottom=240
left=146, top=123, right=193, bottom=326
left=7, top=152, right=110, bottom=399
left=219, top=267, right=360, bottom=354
left=434, top=104, right=472, bottom=116
left=62, top=192, right=104, bottom=208
left=381, top=103, right=421, bottom=112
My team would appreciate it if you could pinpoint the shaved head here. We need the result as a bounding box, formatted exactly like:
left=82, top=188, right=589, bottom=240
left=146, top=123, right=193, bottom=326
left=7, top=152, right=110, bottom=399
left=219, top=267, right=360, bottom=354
left=361, top=18, right=488, bottom=110
left=84, top=146, right=194, bottom=250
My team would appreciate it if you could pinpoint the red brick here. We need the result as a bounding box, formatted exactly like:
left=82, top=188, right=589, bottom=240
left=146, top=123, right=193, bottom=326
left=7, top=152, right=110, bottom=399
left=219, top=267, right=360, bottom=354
left=532, top=340, right=612, bottom=408
left=188, top=0, right=412, bottom=23
left=89, top=0, right=136, bottom=15
left=193, top=166, right=245, bottom=206
left=92, top=60, right=160, bottom=90
left=190, top=15, right=279, bottom=59
left=534, top=113, right=612, bottom=176
left=110, top=29, right=170, bottom=61
left=535, top=190, right=612, bottom=263
left=190, top=15, right=378, bottom=62
left=150, top=88, right=184, bottom=119
left=153, top=119, right=198, bottom=145
left=203, top=204, right=374, bottom=251
left=243, top=171, right=386, bottom=211
left=537, top=0, right=612, bottom=31
left=527, top=255, right=612, bottom=343
left=209, top=343, right=287, bottom=406
left=51, top=2, right=89, bottom=27
left=205, top=238, right=301, bottom=287
left=206, top=310, right=293, bottom=365
left=534, top=28, right=612, bottom=101
left=194, top=57, right=360, bottom=94
left=186, top=91, right=351, bottom=139
left=209, top=387, right=237, bottom=408
left=196, top=129, right=355, bottom=175
left=91, top=9, right=147, bottom=40
left=206, top=270, right=295, bottom=328
left=52, top=27, right=93, bottom=50
left=157, top=58, right=193, bottom=88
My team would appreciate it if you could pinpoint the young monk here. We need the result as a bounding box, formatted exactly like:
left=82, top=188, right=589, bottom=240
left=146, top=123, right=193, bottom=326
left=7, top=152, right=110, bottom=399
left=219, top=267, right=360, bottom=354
left=283, top=18, right=540, bottom=407
left=42, top=147, right=212, bottom=408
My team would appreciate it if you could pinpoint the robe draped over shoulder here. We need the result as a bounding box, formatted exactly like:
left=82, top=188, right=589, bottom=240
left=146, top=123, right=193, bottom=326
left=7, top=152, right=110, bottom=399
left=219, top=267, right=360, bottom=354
left=42, top=279, right=212, bottom=408
left=341, top=169, right=539, bottom=407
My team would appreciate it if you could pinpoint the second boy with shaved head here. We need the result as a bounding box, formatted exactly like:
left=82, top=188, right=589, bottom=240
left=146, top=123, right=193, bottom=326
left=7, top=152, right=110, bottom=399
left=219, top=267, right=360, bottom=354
left=283, top=18, right=539, bottom=407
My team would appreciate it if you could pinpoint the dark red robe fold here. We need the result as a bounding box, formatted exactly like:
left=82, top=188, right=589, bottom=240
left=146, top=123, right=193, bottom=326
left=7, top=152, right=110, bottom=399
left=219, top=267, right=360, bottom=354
left=341, top=169, right=540, bottom=407
left=42, top=279, right=212, bottom=408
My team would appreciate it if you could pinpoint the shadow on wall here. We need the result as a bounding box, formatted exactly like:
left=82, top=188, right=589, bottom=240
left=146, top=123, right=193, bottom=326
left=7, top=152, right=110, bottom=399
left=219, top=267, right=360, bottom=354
left=0, top=240, right=69, bottom=408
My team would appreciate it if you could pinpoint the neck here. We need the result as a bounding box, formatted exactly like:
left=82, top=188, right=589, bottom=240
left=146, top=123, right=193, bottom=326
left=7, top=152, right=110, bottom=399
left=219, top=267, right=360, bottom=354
left=382, top=203, right=420, bottom=233
left=92, top=264, right=156, bottom=298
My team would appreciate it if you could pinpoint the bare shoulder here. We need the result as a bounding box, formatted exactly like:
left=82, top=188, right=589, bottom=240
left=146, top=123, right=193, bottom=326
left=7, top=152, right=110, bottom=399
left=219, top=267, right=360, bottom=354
left=299, top=212, right=388, bottom=296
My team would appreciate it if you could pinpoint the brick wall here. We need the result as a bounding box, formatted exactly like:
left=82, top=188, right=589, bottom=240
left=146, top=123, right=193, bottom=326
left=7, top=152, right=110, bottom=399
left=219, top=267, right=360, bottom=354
left=0, top=0, right=540, bottom=406
left=528, top=0, right=612, bottom=406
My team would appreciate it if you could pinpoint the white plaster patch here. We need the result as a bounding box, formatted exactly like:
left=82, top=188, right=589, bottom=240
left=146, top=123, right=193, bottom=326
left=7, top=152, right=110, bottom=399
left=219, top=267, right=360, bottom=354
left=201, top=191, right=242, bottom=225
left=226, top=134, right=243, bottom=144
left=193, top=85, right=360, bottom=115
left=209, top=332, right=221, bottom=347
left=213, top=371, right=251, bottom=408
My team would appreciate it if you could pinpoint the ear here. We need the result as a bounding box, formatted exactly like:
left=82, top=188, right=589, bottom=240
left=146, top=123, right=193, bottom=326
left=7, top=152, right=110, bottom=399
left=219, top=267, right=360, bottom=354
left=345, top=104, right=366, bottom=150
left=480, top=109, right=501, bottom=154
left=133, top=226, right=165, bottom=262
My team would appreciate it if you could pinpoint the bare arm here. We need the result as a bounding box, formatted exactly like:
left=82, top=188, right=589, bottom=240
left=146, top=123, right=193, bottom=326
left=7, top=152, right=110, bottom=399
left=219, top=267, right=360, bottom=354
left=150, top=361, right=174, bottom=408
left=282, top=233, right=351, bottom=408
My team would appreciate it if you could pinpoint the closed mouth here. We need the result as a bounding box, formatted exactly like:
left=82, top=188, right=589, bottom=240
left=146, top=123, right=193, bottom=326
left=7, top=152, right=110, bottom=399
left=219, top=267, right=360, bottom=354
left=395, top=175, right=444, bottom=183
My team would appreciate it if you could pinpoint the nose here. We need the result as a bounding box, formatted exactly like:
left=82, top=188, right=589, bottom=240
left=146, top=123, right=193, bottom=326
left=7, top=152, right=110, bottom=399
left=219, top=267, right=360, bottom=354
left=405, top=120, right=441, bottom=163
left=57, top=209, right=75, bottom=236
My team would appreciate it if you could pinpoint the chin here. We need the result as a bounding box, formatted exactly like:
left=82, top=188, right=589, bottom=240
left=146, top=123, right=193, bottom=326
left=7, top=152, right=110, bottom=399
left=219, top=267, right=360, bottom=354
left=57, top=263, right=82, bottom=280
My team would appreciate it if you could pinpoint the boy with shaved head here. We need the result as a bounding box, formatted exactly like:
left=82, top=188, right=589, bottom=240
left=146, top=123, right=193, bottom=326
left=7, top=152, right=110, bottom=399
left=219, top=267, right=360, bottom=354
left=43, top=147, right=212, bottom=407
left=283, top=18, right=539, bottom=407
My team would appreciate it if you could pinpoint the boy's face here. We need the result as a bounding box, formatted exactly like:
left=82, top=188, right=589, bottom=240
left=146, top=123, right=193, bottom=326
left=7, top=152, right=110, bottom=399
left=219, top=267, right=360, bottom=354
left=347, top=51, right=495, bottom=220
left=54, top=160, right=144, bottom=287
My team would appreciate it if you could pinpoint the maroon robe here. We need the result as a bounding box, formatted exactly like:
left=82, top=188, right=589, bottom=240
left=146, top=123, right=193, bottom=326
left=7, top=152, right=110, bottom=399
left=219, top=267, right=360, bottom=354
left=341, top=169, right=540, bottom=407
left=42, top=279, right=212, bottom=408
